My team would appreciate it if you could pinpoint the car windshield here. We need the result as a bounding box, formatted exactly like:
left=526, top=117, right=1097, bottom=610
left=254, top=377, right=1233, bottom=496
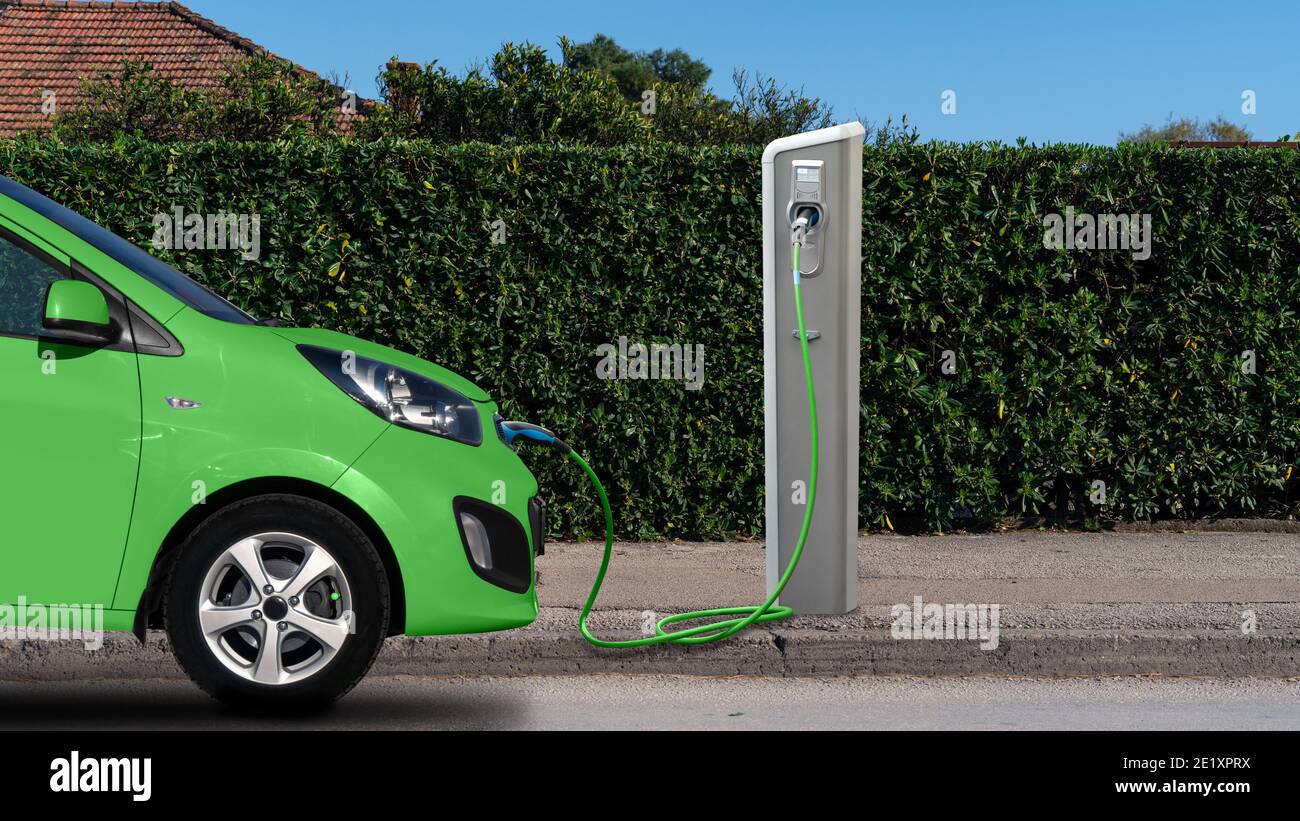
left=0, top=175, right=256, bottom=324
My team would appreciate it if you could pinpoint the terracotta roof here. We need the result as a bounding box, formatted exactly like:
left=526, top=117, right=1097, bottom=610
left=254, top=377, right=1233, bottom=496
left=0, top=0, right=362, bottom=136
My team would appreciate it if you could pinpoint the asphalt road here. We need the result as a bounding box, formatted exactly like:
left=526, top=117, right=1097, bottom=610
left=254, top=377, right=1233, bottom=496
left=2, top=675, right=1298, bottom=730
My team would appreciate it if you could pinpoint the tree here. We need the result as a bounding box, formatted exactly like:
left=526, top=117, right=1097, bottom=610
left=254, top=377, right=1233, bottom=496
left=1119, top=114, right=1252, bottom=144
left=561, top=34, right=710, bottom=100
left=53, top=55, right=344, bottom=142
left=646, top=47, right=712, bottom=92
left=51, top=59, right=208, bottom=141
left=559, top=35, right=831, bottom=143
left=206, top=55, right=343, bottom=140
left=366, top=39, right=837, bottom=147
left=730, top=69, right=833, bottom=144
left=363, top=43, right=648, bottom=144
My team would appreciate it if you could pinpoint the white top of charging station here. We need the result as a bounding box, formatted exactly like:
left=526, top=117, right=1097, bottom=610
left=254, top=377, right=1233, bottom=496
left=761, top=121, right=865, bottom=167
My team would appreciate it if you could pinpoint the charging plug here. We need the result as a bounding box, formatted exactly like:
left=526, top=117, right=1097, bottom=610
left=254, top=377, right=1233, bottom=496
left=494, top=415, right=571, bottom=453
left=791, top=206, right=820, bottom=245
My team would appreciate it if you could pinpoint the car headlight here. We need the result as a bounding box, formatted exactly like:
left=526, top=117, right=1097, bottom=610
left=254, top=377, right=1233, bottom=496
left=298, top=345, right=482, bottom=446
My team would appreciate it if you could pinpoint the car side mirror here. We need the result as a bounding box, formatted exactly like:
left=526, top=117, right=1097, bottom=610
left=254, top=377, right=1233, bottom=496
left=43, top=280, right=115, bottom=343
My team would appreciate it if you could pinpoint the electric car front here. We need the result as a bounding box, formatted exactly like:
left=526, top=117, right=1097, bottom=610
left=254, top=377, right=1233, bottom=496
left=0, top=175, right=541, bottom=709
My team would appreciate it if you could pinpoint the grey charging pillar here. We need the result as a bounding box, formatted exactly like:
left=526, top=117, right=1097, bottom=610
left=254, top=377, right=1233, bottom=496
left=763, top=122, right=863, bottom=614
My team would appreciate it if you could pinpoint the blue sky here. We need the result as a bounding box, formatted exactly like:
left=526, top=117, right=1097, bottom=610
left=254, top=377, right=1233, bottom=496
left=185, top=0, right=1296, bottom=145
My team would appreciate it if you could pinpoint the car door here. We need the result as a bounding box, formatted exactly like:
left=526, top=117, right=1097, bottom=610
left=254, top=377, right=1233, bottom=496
left=0, top=223, right=141, bottom=607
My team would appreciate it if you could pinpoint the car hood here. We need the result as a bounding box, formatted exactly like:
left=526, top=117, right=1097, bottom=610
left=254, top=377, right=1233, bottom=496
left=270, top=326, right=491, bottom=403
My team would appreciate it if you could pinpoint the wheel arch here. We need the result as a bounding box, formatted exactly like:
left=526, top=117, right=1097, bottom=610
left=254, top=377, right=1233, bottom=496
left=132, top=477, right=407, bottom=640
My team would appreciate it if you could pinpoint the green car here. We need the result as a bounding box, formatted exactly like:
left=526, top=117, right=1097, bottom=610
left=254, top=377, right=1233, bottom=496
left=0, top=175, right=543, bottom=710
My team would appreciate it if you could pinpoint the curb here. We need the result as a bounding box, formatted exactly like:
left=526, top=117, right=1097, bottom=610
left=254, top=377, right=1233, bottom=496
left=3, top=629, right=1298, bottom=681
left=375, top=630, right=1300, bottom=678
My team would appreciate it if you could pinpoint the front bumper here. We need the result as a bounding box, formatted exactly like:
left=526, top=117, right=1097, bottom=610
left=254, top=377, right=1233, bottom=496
left=332, top=403, right=541, bottom=636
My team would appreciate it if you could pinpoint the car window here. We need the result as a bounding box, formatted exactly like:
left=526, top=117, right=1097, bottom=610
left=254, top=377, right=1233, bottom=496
left=0, top=176, right=255, bottom=325
left=0, top=233, right=66, bottom=337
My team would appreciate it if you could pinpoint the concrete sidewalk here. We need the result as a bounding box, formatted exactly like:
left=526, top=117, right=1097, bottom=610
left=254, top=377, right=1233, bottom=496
left=3, top=528, right=1299, bottom=679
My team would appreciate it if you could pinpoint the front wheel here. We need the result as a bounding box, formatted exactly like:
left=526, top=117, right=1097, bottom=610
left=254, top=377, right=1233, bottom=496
left=166, top=495, right=390, bottom=712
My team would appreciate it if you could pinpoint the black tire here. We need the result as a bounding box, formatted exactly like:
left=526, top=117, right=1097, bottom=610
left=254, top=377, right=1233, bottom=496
left=165, top=494, right=390, bottom=713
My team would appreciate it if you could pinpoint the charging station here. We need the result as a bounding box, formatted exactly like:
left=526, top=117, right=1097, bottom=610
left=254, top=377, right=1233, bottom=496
left=763, top=122, right=864, bottom=614
left=509, top=122, right=865, bottom=645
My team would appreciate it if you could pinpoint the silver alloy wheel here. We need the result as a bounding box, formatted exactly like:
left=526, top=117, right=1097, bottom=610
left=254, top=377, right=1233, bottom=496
left=197, top=532, right=354, bottom=686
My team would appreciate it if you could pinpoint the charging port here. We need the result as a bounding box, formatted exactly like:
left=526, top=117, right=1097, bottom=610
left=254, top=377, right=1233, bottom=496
left=788, top=160, right=827, bottom=274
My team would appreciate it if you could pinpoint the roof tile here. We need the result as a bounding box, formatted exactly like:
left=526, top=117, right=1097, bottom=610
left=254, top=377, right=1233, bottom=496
left=0, top=0, right=361, bottom=135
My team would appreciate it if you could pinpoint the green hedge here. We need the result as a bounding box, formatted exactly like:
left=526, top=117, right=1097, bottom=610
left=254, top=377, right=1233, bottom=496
left=2, top=138, right=1298, bottom=536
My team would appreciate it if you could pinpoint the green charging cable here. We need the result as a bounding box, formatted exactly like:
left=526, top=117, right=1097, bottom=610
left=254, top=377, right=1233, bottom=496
left=570, top=240, right=819, bottom=647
